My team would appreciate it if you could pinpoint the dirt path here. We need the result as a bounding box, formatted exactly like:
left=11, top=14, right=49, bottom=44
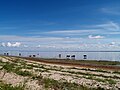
left=21, top=57, right=120, bottom=71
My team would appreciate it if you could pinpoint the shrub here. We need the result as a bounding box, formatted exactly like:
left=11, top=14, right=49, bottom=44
left=105, top=79, right=116, bottom=84
left=0, top=82, right=24, bottom=90
left=2, top=62, right=15, bottom=72
left=16, top=70, right=32, bottom=76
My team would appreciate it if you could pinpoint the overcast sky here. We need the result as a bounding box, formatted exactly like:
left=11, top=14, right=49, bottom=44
left=0, top=0, right=120, bottom=51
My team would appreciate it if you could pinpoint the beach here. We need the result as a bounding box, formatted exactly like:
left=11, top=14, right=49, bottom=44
left=0, top=55, right=120, bottom=90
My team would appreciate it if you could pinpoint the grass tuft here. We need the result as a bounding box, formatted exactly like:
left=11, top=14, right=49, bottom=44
left=0, top=82, right=24, bottom=90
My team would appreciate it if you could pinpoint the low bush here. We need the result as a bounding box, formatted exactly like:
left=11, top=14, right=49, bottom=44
left=16, top=70, right=32, bottom=76
left=0, top=82, right=24, bottom=90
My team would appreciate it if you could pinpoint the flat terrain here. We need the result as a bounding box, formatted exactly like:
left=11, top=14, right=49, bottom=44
left=0, top=56, right=120, bottom=90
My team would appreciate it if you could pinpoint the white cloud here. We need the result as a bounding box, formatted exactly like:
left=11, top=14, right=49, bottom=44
left=109, top=42, right=116, bottom=46
left=106, top=31, right=120, bottom=35
left=1, top=42, right=22, bottom=47
left=98, top=22, right=119, bottom=31
left=88, top=35, right=104, bottom=39
left=1, top=43, right=6, bottom=47
left=101, top=7, right=120, bottom=15
left=12, top=42, right=21, bottom=47
left=45, top=30, right=97, bottom=34
left=36, top=45, right=41, bottom=47
left=23, top=45, right=28, bottom=47
left=7, top=42, right=12, bottom=47
left=0, top=35, right=64, bottom=42
left=43, top=29, right=98, bottom=36
left=0, top=35, right=120, bottom=51
left=30, top=21, right=119, bottom=37
left=89, top=21, right=120, bottom=31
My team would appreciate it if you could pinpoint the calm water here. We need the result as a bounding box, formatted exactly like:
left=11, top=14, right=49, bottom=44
left=1, top=50, right=120, bottom=61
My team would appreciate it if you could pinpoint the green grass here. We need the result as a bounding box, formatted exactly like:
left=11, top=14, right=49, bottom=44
left=83, top=75, right=106, bottom=83
left=94, top=78, right=106, bottom=83
left=0, top=82, right=24, bottom=90
left=27, top=64, right=39, bottom=68
left=113, top=71, right=120, bottom=74
left=0, top=60, right=33, bottom=77
left=78, top=60, right=120, bottom=65
left=105, top=79, right=116, bottom=84
left=32, top=57, right=120, bottom=65
left=35, top=74, right=90, bottom=90
left=16, top=70, right=32, bottom=76
left=80, top=68, right=109, bottom=73
left=2, top=62, right=15, bottom=72
left=0, top=56, right=118, bottom=90
left=32, top=74, right=105, bottom=90
left=60, top=70, right=120, bottom=79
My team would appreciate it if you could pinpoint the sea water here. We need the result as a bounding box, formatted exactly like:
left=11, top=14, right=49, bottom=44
left=1, top=50, right=120, bottom=61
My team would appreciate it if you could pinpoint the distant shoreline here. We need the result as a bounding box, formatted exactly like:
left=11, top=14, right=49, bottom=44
left=15, top=56, right=120, bottom=70
left=1, top=50, right=120, bottom=52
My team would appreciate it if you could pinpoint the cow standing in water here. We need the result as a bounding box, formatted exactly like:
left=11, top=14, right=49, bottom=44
left=71, top=55, right=75, bottom=60
left=83, top=54, right=87, bottom=59
left=59, top=54, right=61, bottom=59
left=19, top=53, right=21, bottom=56
left=33, top=55, right=36, bottom=57
left=6, top=53, right=9, bottom=56
left=66, top=55, right=70, bottom=59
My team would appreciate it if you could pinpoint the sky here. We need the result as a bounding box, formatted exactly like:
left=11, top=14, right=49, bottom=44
left=0, top=0, right=120, bottom=51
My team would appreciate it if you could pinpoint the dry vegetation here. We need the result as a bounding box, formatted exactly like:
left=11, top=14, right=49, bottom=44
left=0, top=56, right=120, bottom=90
